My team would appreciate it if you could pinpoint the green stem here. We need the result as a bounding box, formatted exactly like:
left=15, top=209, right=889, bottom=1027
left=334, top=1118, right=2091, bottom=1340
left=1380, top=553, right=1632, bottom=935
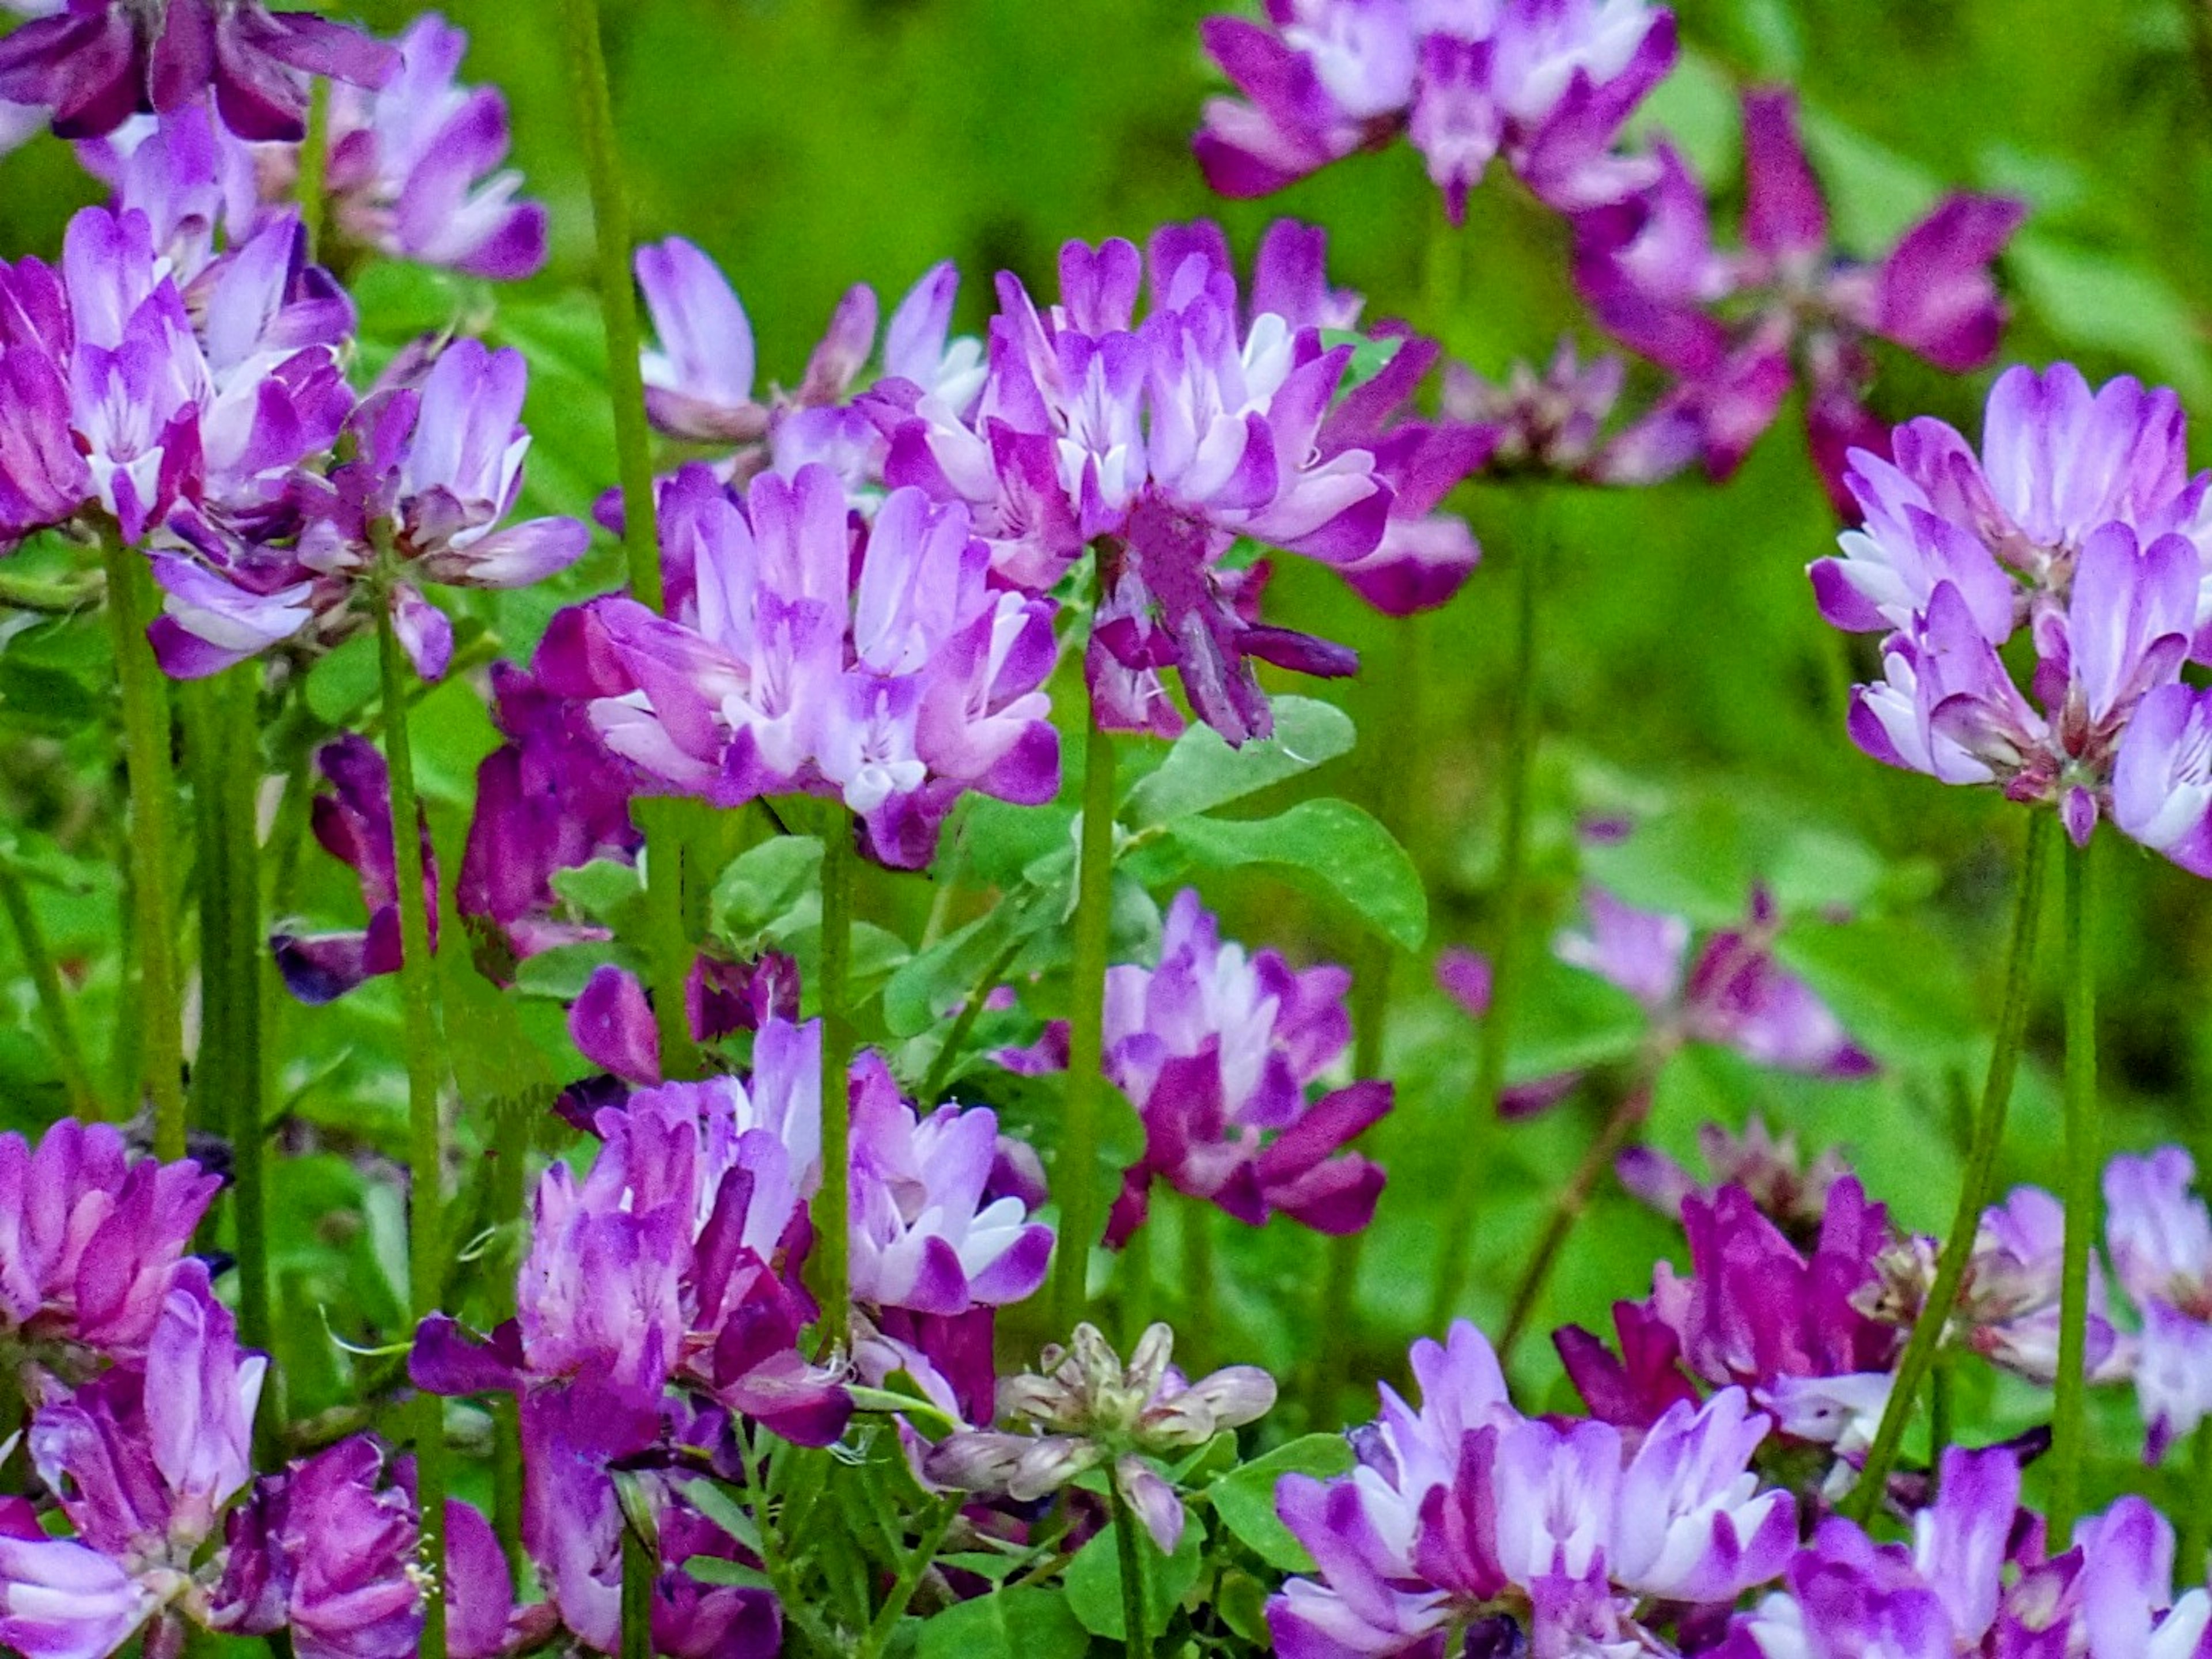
left=221, top=670, right=275, bottom=1435
left=0, top=869, right=98, bottom=1119
left=491, top=1391, right=526, bottom=1581
left=1109, top=1486, right=1155, bottom=1659
left=620, top=1521, right=654, bottom=1659
left=185, top=677, right=233, bottom=1142
left=375, top=600, right=449, bottom=1659
left=100, top=535, right=187, bottom=1160
left=1929, top=1363, right=1953, bottom=1476
left=2049, top=831, right=2099, bottom=1541
left=855, top=1498, right=960, bottom=1659
left=1843, top=809, right=2055, bottom=1524
left=1181, top=1195, right=1215, bottom=1374
left=919, top=933, right=1027, bottom=1106
left=2182, top=1419, right=2212, bottom=1583
left=297, top=76, right=331, bottom=260
left=815, top=815, right=855, bottom=1351
left=1429, top=512, right=1546, bottom=1330
left=557, top=0, right=660, bottom=609
left=639, top=800, right=701, bottom=1081
left=1052, top=710, right=1119, bottom=1331
left=1498, top=1075, right=1653, bottom=1362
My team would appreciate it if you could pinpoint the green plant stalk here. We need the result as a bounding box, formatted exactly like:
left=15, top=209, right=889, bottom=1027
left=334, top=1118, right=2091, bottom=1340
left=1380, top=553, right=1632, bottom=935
left=1429, top=516, right=1546, bottom=1330
left=0, top=869, right=98, bottom=1119
left=374, top=600, right=449, bottom=1659
left=185, top=676, right=233, bottom=1139
left=221, top=669, right=275, bottom=1439
left=1499, top=1074, right=1654, bottom=1361
left=638, top=798, right=702, bottom=1081
left=2049, top=832, right=2099, bottom=1541
left=816, top=815, right=856, bottom=1350
left=1052, top=710, right=1120, bottom=1330
left=2184, top=1419, right=2212, bottom=1584
left=1182, top=1195, right=1215, bottom=1374
left=855, top=1498, right=960, bottom=1659
left=100, top=535, right=187, bottom=1160
left=1110, top=1487, right=1154, bottom=1659
left=1843, top=809, right=2056, bottom=1524
left=1930, top=1364, right=1953, bottom=1476
left=297, top=76, right=331, bottom=259
left=619, top=1524, right=653, bottom=1659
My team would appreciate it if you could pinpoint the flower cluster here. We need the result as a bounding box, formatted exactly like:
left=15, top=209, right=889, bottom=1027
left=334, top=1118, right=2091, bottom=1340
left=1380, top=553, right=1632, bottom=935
left=1194, top=0, right=1679, bottom=221
left=1812, top=363, right=2212, bottom=861
left=2104, top=1149, right=2212, bottom=1461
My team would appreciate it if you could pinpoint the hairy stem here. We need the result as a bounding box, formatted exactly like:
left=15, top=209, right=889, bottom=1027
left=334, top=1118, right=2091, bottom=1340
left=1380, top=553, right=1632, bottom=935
left=375, top=600, right=449, bottom=1659
left=1110, top=1484, right=1155, bottom=1659
left=2049, top=831, right=2100, bottom=1540
left=1843, top=809, right=2055, bottom=1524
left=1430, top=512, right=1546, bottom=1330
left=100, top=535, right=186, bottom=1159
left=815, top=815, right=855, bottom=1350
left=1499, top=1075, right=1654, bottom=1361
left=1052, top=710, right=1119, bottom=1330
left=0, top=869, right=97, bottom=1119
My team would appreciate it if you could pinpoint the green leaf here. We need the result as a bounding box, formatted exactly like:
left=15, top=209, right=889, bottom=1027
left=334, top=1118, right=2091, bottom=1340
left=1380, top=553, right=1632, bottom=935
left=880, top=855, right=1070, bottom=1038
left=436, top=952, right=559, bottom=1122
left=707, top=835, right=823, bottom=944
left=1205, top=1433, right=1353, bottom=1572
left=681, top=1478, right=765, bottom=1556
left=304, top=634, right=380, bottom=728
left=912, top=1586, right=1089, bottom=1659
left=2009, top=236, right=2212, bottom=406
left=1062, top=1511, right=1205, bottom=1641
left=1122, top=696, right=1355, bottom=829
left=683, top=1556, right=775, bottom=1591
left=1169, top=799, right=1427, bottom=949
left=549, top=859, right=648, bottom=940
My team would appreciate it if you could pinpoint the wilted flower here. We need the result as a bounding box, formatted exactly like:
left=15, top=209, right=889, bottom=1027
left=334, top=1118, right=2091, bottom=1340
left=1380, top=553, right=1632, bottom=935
left=1194, top=0, right=1679, bottom=221
left=1578, top=87, right=2023, bottom=512
left=1269, top=1319, right=1794, bottom=1659
left=925, top=1322, right=1275, bottom=1551
left=0, top=0, right=396, bottom=142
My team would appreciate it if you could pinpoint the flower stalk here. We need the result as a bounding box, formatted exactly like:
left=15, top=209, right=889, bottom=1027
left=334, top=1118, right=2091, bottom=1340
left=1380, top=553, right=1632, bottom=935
left=1052, top=706, right=1120, bottom=1330
left=1842, top=809, right=2056, bottom=1524
left=816, top=812, right=856, bottom=1351
left=374, top=590, right=450, bottom=1659
left=0, top=865, right=97, bottom=1120
left=100, top=532, right=187, bottom=1161
left=1110, top=1483, right=1155, bottom=1659
left=2050, top=831, right=2100, bottom=1539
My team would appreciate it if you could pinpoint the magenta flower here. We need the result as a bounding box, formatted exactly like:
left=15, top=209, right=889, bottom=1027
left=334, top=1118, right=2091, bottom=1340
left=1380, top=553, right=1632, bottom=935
left=1064, top=888, right=1390, bottom=1245
left=569, top=461, right=1059, bottom=869
left=319, top=14, right=546, bottom=279
left=565, top=955, right=798, bottom=1096
left=0, top=1120, right=218, bottom=1362
left=0, top=0, right=395, bottom=142
left=1577, top=88, right=2023, bottom=512
left=1811, top=363, right=2212, bottom=859
left=1195, top=0, right=1678, bottom=222
left=1616, top=1115, right=1849, bottom=1234
left=2104, top=1149, right=2212, bottom=1462
left=1440, top=335, right=1705, bottom=489
left=1269, top=1320, right=1794, bottom=1659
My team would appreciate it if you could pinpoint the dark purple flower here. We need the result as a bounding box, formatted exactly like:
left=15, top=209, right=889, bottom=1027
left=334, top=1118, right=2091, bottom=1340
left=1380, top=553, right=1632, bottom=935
left=0, top=0, right=396, bottom=142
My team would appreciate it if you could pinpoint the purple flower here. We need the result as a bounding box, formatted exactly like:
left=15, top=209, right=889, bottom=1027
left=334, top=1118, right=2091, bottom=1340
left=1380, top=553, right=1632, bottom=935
left=1813, top=364, right=2212, bottom=858
left=1195, top=0, right=1677, bottom=222
left=1067, top=889, right=1389, bottom=1245
left=1270, top=1320, right=1793, bottom=1659
left=1615, top=1116, right=1849, bottom=1234
left=565, top=955, right=799, bottom=1094
left=1577, top=88, right=2023, bottom=511
left=0, top=0, right=396, bottom=142
left=319, top=14, right=546, bottom=279
left=0, top=1119, right=219, bottom=1362
left=2104, top=1149, right=2212, bottom=1461
left=570, top=461, right=1058, bottom=869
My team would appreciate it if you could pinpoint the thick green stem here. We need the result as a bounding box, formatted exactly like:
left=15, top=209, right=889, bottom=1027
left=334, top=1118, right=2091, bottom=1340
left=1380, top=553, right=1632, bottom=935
left=2049, top=832, right=2099, bottom=1541
left=1182, top=1196, right=1215, bottom=1374
left=1843, top=810, right=2055, bottom=1524
left=815, top=816, right=856, bottom=1350
left=1120, top=1210, right=1153, bottom=1346
left=375, top=601, right=449, bottom=1659
left=2183, top=1419, right=2212, bottom=1583
left=1109, top=1486, right=1155, bottom=1659
left=185, top=677, right=233, bottom=1138
left=639, top=800, right=701, bottom=1080
left=100, top=537, right=186, bottom=1160
left=1929, top=1364, right=1953, bottom=1476
left=1430, top=515, right=1545, bottom=1330
left=1052, top=711, right=1119, bottom=1330
left=0, top=869, right=97, bottom=1119
left=221, top=671, right=274, bottom=1427
left=297, top=77, right=331, bottom=259
left=620, top=1521, right=654, bottom=1659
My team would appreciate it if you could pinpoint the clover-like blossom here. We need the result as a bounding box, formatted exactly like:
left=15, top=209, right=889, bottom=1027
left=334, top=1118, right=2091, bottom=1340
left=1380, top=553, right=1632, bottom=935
left=567, top=460, right=1059, bottom=869
left=1810, top=363, right=2212, bottom=858
left=565, top=955, right=799, bottom=1096
left=1733, top=1444, right=2212, bottom=1659
left=1268, top=1319, right=1795, bottom=1659
left=1441, top=884, right=1874, bottom=1122
left=1577, top=87, right=2024, bottom=512
left=1439, top=335, right=1705, bottom=490
left=2104, top=1149, right=2212, bottom=1463
left=0, top=0, right=395, bottom=142
left=0, top=1119, right=219, bottom=1364
left=878, top=221, right=1487, bottom=740
left=1080, top=888, right=1390, bottom=1245
left=926, top=1322, right=1276, bottom=1553
left=1194, top=0, right=1677, bottom=222
left=1616, top=1115, right=1849, bottom=1237
left=0, top=203, right=347, bottom=555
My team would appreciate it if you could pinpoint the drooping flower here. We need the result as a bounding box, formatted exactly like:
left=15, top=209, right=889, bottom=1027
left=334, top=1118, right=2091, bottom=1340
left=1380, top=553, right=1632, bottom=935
left=1810, top=363, right=2212, bottom=859
left=1194, top=0, right=1679, bottom=222
left=567, top=460, right=1059, bottom=869
left=1577, top=87, right=2024, bottom=512
left=0, top=1119, right=220, bottom=1365
left=1268, top=1319, right=1794, bottom=1659
left=925, top=1322, right=1276, bottom=1552
left=0, top=0, right=396, bottom=142
left=2104, top=1149, right=2212, bottom=1462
